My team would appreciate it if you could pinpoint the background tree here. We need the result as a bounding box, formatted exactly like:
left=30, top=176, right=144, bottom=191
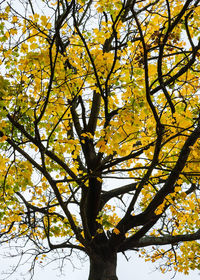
left=0, top=0, right=200, bottom=279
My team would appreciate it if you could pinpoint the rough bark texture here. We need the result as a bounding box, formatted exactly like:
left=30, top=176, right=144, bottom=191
left=88, top=252, right=118, bottom=280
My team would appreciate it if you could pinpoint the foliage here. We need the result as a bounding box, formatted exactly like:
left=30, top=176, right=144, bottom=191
left=0, top=0, right=200, bottom=279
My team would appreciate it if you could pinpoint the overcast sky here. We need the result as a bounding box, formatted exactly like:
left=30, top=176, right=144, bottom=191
left=34, top=253, right=200, bottom=280
left=1, top=250, right=200, bottom=280
left=32, top=253, right=200, bottom=280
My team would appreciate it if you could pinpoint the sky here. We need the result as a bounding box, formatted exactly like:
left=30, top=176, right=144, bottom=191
left=32, top=254, right=200, bottom=280
left=1, top=250, right=200, bottom=280
left=33, top=253, right=200, bottom=280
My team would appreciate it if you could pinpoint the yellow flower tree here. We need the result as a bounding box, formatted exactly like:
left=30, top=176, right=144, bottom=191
left=1, top=0, right=200, bottom=279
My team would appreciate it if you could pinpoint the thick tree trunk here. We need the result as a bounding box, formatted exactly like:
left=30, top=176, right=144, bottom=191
left=88, top=252, right=118, bottom=280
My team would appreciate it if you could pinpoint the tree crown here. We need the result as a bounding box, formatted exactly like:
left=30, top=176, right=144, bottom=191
left=0, top=0, right=200, bottom=278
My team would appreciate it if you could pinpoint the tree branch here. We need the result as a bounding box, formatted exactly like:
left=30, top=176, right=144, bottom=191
left=119, top=229, right=200, bottom=251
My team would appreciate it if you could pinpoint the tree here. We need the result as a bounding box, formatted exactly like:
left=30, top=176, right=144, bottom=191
left=0, top=0, right=200, bottom=279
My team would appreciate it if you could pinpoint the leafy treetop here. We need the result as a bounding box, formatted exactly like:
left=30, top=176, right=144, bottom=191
left=0, top=0, right=200, bottom=279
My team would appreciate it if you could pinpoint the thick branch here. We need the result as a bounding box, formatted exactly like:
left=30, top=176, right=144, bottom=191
left=100, top=182, right=137, bottom=207
left=145, top=120, right=200, bottom=215
left=87, top=91, right=101, bottom=135
left=119, top=229, right=200, bottom=251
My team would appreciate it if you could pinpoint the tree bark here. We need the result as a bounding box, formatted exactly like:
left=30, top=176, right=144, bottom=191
left=88, top=252, right=118, bottom=280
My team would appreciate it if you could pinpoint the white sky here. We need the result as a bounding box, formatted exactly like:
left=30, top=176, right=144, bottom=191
left=1, top=251, right=200, bottom=280
left=34, top=254, right=200, bottom=280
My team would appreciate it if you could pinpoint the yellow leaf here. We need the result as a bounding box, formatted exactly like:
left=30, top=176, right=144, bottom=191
left=113, top=228, right=120, bottom=235
left=0, top=135, right=7, bottom=142
left=96, top=177, right=103, bottom=183
left=12, top=16, right=18, bottom=23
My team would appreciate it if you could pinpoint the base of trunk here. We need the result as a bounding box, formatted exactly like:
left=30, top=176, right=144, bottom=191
left=88, top=252, right=118, bottom=280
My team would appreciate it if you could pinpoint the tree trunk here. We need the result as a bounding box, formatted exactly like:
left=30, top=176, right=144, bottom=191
left=88, top=252, right=118, bottom=280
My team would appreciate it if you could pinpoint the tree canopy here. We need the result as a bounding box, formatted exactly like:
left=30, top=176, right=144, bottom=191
left=1, top=0, right=200, bottom=279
